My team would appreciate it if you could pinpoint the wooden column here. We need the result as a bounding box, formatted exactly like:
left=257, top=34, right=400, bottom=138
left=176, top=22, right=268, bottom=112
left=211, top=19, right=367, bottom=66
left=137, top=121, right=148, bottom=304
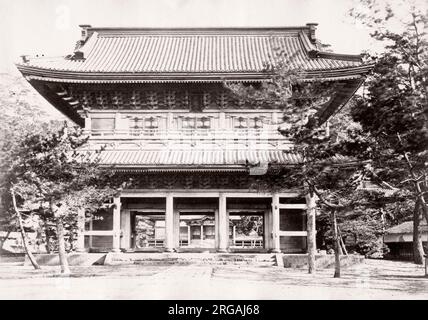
left=84, top=117, right=91, bottom=134
left=264, top=210, right=271, bottom=250
left=271, top=194, right=281, bottom=253
left=306, top=192, right=317, bottom=273
left=76, top=208, right=86, bottom=252
left=112, top=197, right=121, bottom=253
left=120, top=209, right=131, bottom=250
left=217, top=194, right=228, bottom=252
left=173, top=209, right=180, bottom=248
left=164, top=194, right=174, bottom=252
left=167, top=112, right=174, bottom=130
left=187, top=226, right=191, bottom=246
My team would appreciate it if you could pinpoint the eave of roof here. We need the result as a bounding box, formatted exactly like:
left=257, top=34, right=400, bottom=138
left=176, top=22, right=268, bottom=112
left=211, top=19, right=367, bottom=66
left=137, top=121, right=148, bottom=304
left=17, top=65, right=373, bottom=84
left=80, top=148, right=356, bottom=173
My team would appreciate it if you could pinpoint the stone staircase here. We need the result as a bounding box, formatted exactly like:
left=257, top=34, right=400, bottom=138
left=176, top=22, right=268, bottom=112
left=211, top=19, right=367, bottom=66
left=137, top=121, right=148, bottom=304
left=104, top=252, right=277, bottom=267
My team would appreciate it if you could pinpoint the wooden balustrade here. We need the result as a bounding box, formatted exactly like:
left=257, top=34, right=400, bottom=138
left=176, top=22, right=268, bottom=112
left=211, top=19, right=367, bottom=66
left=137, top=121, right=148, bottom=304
left=90, top=128, right=288, bottom=141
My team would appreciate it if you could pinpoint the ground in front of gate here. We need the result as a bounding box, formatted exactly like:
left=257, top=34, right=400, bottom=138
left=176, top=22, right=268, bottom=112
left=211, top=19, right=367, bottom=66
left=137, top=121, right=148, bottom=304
left=0, top=259, right=426, bottom=299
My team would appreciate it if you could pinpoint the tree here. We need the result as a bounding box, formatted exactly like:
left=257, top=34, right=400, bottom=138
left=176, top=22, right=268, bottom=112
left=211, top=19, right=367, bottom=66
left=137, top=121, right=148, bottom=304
left=0, top=73, right=62, bottom=260
left=350, top=1, right=428, bottom=266
left=3, top=122, right=116, bottom=274
left=226, top=51, right=374, bottom=277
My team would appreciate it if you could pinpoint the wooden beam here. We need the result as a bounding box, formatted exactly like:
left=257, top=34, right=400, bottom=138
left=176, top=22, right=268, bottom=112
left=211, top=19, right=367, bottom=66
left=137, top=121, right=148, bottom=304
left=112, top=197, right=121, bottom=252
left=278, top=231, right=308, bottom=237
left=164, top=194, right=174, bottom=252
left=278, top=203, right=308, bottom=209
left=217, top=193, right=228, bottom=252
left=83, top=230, right=115, bottom=236
left=120, top=189, right=301, bottom=198
left=306, top=191, right=317, bottom=274
left=271, top=194, right=281, bottom=253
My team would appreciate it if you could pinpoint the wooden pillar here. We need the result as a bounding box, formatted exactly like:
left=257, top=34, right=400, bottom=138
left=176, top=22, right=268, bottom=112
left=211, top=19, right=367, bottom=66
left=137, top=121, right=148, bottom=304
left=120, top=209, right=131, bottom=250
left=219, top=112, right=226, bottom=129
left=76, top=207, right=86, bottom=252
left=187, top=225, right=191, bottom=246
left=218, top=194, right=228, bottom=252
left=164, top=194, right=174, bottom=252
left=306, top=192, right=317, bottom=273
left=173, top=209, right=180, bottom=248
left=271, top=194, right=281, bottom=253
left=112, top=197, right=121, bottom=253
left=84, top=117, right=91, bottom=134
left=232, top=225, right=236, bottom=246
left=167, top=112, right=174, bottom=130
left=264, top=210, right=271, bottom=250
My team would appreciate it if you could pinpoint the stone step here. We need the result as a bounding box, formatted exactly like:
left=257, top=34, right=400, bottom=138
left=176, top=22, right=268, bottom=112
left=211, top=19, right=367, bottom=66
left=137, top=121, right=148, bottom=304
left=105, top=253, right=277, bottom=266
left=23, top=253, right=107, bottom=266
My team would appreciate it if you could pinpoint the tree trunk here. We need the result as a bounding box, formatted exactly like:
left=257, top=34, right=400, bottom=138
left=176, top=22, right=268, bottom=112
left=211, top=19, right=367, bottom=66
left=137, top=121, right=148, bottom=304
left=11, top=189, right=41, bottom=270
left=425, top=242, right=428, bottom=277
left=306, top=192, right=317, bottom=274
left=413, top=200, right=424, bottom=264
left=0, top=230, right=11, bottom=252
left=338, top=226, right=348, bottom=256
left=43, top=220, right=52, bottom=254
left=55, top=217, right=71, bottom=275
left=330, top=209, right=340, bottom=278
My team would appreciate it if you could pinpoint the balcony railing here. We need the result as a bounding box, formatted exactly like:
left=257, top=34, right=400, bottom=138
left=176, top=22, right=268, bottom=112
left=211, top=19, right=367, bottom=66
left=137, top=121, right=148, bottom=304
left=89, top=128, right=288, bottom=142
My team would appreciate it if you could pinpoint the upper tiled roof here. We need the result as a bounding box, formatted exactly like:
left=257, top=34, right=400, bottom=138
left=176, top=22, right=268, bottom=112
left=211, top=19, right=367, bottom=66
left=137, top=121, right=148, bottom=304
left=16, top=26, right=372, bottom=83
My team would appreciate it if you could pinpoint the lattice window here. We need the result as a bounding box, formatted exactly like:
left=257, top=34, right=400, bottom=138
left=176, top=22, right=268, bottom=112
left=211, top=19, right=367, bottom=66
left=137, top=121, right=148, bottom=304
left=181, top=91, right=189, bottom=109
left=96, top=91, right=106, bottom=108
left=190, top=93, right=203, bottom=112
left=217, top=91, right=228, bottom=109
left=146, top=91, right=158, bottom=109
left=111, top=91, right=123, bottom=109
left=129, top=91, right=139, bottom=109
left=165, top=90, right=176, bottom=109
left=81, top=90, right=90, bottom=107
left=202, top=92, right=210, bottom=109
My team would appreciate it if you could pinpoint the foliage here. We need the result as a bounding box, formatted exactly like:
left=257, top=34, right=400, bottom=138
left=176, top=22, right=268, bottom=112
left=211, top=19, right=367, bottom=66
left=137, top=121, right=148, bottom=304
left=2, top=123, right=117, bottom=251
left=234, top=216, right=263, bottom=237
left=0, top=73, right=62, bottom=234
left=350, top=2, right=428, bottom=225
left=225, top=39, right=383, bottom=276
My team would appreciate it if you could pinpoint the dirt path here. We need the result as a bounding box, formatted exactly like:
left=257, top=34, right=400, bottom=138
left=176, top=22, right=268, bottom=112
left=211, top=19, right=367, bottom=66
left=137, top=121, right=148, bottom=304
left=0, top=259, right=426, bottom=299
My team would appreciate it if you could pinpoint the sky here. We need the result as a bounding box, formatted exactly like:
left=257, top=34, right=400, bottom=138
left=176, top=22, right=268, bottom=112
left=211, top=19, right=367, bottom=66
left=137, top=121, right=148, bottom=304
left=0, top=0, right=383, bottom=74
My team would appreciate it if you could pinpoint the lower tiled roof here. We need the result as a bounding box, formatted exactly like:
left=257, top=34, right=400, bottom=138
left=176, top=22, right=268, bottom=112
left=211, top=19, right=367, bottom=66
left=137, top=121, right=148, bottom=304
left=93, top=149, right=302, bottom=167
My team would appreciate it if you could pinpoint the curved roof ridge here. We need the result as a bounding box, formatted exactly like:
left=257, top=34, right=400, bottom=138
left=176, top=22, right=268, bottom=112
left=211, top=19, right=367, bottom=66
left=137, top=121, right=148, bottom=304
left=88, top=25, right=314, bottom=32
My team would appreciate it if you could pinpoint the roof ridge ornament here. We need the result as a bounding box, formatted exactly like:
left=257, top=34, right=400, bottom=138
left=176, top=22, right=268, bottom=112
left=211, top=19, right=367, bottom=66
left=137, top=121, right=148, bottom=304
left=72, top=25, right=93, bottom=60
left=306, top=23, right=318, bottom=44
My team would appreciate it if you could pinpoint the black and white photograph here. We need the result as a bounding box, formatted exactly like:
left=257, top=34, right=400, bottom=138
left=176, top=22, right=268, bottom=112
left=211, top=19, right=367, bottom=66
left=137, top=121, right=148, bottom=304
left=0, top=0, right=427, bottom=303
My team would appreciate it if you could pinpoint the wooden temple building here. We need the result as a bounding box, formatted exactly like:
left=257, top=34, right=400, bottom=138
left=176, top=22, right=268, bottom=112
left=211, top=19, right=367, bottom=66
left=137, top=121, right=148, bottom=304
left=16, top=24, right=372, bottom=254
